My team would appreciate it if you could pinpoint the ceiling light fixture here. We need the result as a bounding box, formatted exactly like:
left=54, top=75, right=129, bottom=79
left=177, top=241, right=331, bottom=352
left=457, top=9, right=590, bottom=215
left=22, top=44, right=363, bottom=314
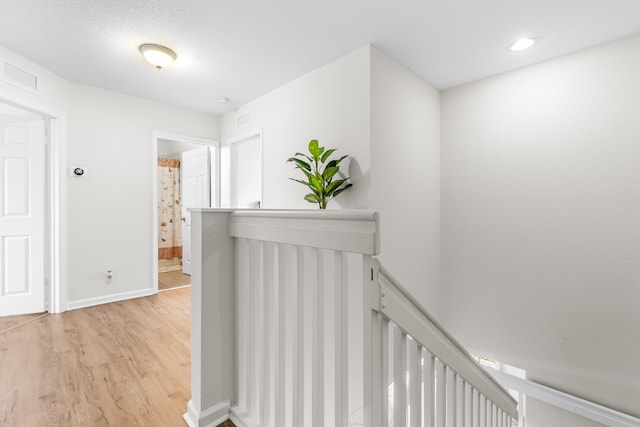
left=139, top=44, right=177, bottom=69
left=218, top=96, right=230, bottom=103
left=510, top=38, right=536, bottom=51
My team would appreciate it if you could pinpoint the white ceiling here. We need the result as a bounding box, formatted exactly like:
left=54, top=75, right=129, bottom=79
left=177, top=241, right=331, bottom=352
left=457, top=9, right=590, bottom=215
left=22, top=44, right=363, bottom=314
left=0, top=0, right=639, bottom=115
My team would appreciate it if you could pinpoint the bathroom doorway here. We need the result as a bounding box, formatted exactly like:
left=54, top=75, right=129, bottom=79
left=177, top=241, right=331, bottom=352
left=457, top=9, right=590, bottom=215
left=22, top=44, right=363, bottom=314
left=153, top=133, right=219, bottom=292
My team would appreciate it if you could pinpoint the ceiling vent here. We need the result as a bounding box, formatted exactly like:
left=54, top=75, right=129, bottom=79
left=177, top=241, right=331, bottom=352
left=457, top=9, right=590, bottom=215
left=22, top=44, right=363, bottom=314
left=0, top=59, right=39, bottom=93
left=236, top=111, right=251, bottom=129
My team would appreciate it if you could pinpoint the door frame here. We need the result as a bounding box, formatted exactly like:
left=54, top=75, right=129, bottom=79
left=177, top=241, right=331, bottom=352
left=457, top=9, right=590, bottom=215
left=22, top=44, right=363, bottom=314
left=0, top=93, right=65, bottom=314
left=152, top=131, right=219, bottom=293
left=229, top=128, right=263, bottom=208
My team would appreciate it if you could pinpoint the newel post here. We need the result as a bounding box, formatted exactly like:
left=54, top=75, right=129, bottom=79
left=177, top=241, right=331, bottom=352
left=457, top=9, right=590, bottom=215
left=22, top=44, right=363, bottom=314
left=184, top=209, right=236, bottom=427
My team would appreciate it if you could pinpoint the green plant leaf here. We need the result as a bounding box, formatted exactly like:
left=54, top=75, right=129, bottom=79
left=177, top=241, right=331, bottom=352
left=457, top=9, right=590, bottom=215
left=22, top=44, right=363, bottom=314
left=322, top=166, right=339, bottom=181
left=324, top=159, right=337, bottom=170
left=289, top=178, right=312, bottom=188
left=289, top=140, right=352, bottom=208
left=294, top=152, right=313, bottom=162
left=290, top=178, right=321, bottom=197
left=287, top=157, right=311, bottom=171
left=309, top=174, right=323, bottom=192
left=331, top=183, right=353, bottom=198
left=334, top=155, right=348, bottom=165
left=325, top=178, right=347, bottom=196
left=304, top=193, right=320, bottom=204
left=320, top=148, right=336, bottom=163
left=308, top=139, right=324, bottom=159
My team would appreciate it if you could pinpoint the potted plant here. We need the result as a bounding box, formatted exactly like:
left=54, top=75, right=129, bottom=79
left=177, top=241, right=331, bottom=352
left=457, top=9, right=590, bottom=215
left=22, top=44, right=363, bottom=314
left=287, top=139, right=352, bottom=209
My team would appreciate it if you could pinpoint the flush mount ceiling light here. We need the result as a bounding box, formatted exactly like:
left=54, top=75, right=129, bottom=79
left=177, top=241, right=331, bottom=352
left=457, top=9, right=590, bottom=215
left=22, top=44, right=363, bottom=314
left=139, top=44, right=177, bottom=69
left=510, top=38, right=536, bottom=51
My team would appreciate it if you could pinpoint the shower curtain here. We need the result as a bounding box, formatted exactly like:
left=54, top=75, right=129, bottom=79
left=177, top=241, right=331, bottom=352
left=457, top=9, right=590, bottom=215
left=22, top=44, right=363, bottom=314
left=158, top=158, right=182, bottom=259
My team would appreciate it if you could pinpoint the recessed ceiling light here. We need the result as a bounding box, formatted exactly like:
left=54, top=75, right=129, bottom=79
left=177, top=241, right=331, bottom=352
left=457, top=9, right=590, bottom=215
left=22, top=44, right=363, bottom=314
left=510, top=38, right=536, bottom=52
left=139, top=44, right=177, bottom=69
left=218, top=96, right=230, bottom=103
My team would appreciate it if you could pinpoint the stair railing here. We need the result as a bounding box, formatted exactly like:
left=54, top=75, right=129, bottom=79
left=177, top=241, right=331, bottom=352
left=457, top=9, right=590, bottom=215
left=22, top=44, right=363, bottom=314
left=368, top=261, right=518, bottom=426
left=184, top=209, right=517, bottom=427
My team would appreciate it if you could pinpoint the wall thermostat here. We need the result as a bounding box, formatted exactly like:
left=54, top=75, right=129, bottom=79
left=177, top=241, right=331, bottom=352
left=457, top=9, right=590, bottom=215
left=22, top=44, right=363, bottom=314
left=70, top=166, right=88, bottom=177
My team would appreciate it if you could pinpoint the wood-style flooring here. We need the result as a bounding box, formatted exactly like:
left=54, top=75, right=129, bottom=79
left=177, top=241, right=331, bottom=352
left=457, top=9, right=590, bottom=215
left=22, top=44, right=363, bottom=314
left=158, top=270, right=191, bottom=291
left=0, top=312, right=48, bottom=335
left=0, top=288, right=197, bottom=427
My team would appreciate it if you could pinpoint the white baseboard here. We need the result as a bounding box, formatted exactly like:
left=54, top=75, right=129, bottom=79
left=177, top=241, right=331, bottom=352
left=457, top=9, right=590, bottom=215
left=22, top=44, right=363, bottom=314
left=230, top=407, right=259, bottom=427
left=183, top=400, right=230, bottom=427
left=66, top=288, right=155, bottom=311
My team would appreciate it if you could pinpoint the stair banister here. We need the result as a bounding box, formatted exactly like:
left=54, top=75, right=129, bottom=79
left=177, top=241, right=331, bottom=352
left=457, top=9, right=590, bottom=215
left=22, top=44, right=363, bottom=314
left=185, top=208, right=518, bottom=427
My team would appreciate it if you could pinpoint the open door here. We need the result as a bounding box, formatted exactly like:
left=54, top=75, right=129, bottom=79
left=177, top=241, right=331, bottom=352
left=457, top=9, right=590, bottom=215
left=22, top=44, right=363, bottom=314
left=181, top=147, right=211, bottom=275
left=0, top=117, right=46, bottom=316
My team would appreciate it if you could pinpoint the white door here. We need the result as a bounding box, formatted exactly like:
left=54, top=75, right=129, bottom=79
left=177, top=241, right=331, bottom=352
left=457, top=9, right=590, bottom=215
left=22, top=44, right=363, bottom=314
left=0, top=118, right=46, bottom=316
left=181, top=147, right=210, bottom=275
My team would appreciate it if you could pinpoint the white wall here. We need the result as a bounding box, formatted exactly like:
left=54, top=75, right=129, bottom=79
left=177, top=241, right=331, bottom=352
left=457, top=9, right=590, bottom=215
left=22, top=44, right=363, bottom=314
left=66, top=83, right=218, bottom=304
left=220, top=46, right=444, bottom=318
left=441, top=35, right=640, bottom=417
left=0, top=44, right=219, bottom=310
left=370, top=48, right=442, bottom=317
left=0, top=45, right=70, bottom=112
left=220, top=46, right=371, bottom=210
left=526, top=398, right=606, bottom=427
left=158, top=138, right=204, bottom=158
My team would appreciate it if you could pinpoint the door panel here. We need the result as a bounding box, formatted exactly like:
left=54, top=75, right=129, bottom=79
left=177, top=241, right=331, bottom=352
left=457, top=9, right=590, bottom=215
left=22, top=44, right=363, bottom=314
left=181, top=147, right=210, bottom=275
left=0, top=119, right=45, bottom=316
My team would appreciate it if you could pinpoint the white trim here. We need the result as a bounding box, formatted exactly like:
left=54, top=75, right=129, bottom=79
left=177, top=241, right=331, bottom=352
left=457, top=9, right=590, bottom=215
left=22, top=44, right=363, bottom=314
left=66, top=288, right=154, bottom=311
left=151, top=131, right=219, bottom=295
left=228, top=128, right=263, bottom=209
left=183, top=399, right=230, bottom=427
left=229, top=406, right=259, bottom=427
left=224, top=208, right=380, bottom=255
left=489, top=368, right=640, bottom=427
left=0, top=92, right=65, bottom=314
left=157, top=283, right=191, bottom=293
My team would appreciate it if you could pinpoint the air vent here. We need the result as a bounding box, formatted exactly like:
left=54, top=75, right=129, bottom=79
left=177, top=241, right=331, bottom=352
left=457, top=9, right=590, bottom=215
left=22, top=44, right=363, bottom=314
left=0, top=59, right=39, bottom=93
left=236, top=111, right=251, bottom=129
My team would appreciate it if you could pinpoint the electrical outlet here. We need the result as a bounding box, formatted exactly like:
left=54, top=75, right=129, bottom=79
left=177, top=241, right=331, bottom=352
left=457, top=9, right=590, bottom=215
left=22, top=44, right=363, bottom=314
left=106, top=269, right=113, bottom=284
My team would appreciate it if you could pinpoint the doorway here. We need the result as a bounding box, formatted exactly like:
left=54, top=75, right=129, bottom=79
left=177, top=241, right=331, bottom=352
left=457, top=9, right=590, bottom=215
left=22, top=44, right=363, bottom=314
left=152, top=132, right=219, bottom=292
left=0, top=99, right=59, bottom=317
left=229, top=129, right=263, bottom=208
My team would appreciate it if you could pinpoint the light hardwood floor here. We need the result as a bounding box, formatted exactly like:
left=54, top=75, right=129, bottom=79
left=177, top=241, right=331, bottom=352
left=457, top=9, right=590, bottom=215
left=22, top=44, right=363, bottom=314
left=158, top=271, right=191, bottom=291
left=0, top=288, right=194, bottom=427
left=0, top=312, right=48, bottom=335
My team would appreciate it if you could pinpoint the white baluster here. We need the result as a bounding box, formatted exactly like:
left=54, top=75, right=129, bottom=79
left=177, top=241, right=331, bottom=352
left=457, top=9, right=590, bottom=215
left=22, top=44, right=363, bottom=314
left=334, top=250, right=348, bottom=427
left=263, top=242, right=277, bottom=427
left=472, top=388, right=480, bottom=427
left=446, top=367, right=456, bottom=426
left=295, top=245, right=305, bottom=426
left=237, top=238, right=249, bottom=414
left=435, top=358, right=446, bottom=427
left=479, top=394, right=486, bottom=427
left=456, top=374, right=465, bottom=427
left=408, top=338, right=421, bottom=427
left=280, top=243, right=296, bottom=427
left=422, top=350, right=435, bottom=427
left=392, top=324, right=407, bottom=427
left=464, top=381, right=473, bottom=427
